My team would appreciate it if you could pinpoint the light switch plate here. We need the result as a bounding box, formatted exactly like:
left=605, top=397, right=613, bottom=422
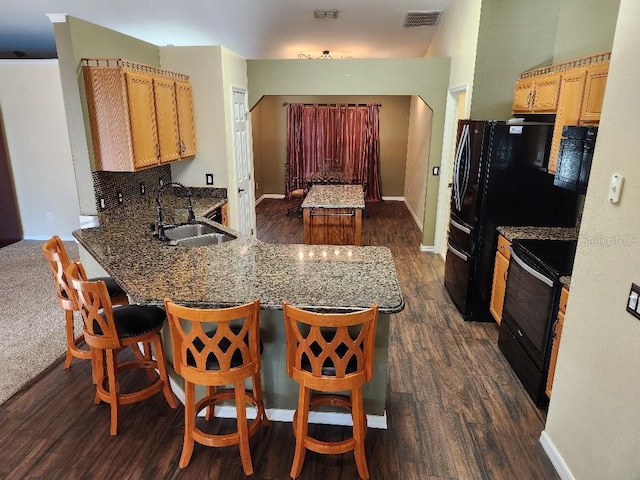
left=206, top=173, right=214, bottom=185
left=608, top=173, right=624, bottom=203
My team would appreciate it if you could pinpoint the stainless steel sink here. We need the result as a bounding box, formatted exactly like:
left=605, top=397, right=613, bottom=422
left=164, top=222, right=218, bottom=240
left=175, top=233, right=235, bottom=247
left=162, top=222, right=236, bottom=247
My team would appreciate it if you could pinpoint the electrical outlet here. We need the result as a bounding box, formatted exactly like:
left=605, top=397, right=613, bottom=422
left=627, top=283, right=640, bottom=320
left=99, top=198, right=106, bottom=210
left=159, top=178, right=164, bottom=187
left=139, top=182, right=146, bottom=195
left=117, top=191, right=123, bottom=204
left=432, top=166, right=440, bottom=176
left=206, top=173, right=214, bottom=185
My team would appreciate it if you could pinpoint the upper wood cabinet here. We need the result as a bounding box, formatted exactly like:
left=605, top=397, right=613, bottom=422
left=175, top=81, right=196, bottom=158
left=82, top=58, right=196, bottom=172
left=548, top=68, right=588, bottom=173
left=512, top=52, right=610, bottom=173
left=512, top=74, right=560, bottom=113
left=153, top=76, right=181, bottom=164
left=580, top=61, right=609, bottom=124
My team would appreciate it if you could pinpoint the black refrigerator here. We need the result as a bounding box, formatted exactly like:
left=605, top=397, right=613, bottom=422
left=444, top=120, right=579, bottom=322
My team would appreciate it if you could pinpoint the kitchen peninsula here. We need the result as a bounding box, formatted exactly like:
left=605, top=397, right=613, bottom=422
left=302, top=184, right=365, bottom=245
left=73, top=197, right=403, bottom=425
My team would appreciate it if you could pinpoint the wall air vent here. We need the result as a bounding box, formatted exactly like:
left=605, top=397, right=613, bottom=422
left=403, top=10, right=443, bottom=27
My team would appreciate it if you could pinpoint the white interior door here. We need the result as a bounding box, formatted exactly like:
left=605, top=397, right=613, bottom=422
left=232, top=87, right=254, bottom=235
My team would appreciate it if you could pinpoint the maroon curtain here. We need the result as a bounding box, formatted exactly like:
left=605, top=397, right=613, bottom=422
left=286, top=103, right=381, bottom=201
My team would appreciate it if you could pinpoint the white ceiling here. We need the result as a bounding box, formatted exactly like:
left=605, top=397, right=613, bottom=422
left=0, top=0, right=451, bottom=60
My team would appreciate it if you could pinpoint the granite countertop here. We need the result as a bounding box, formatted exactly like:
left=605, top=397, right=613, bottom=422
left=302, top=184, right=365, bottom=209
left=559, top=276, right=571, bottom=288
left=497, top=225, right=578, bottom=287
left=75, top=196, right=404, bottom=314
left=497, top=225, right=579, bottom=242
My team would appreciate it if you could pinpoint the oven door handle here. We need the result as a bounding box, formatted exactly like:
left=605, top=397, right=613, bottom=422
left=509, top=246, right=554, bottom=287
left=448, top=241, right=469, bottom=261
left=450, top=218, right=471, bottom=234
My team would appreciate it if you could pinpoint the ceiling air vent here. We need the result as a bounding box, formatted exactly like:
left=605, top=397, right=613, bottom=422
left=403, top=10, right=443, bottom=27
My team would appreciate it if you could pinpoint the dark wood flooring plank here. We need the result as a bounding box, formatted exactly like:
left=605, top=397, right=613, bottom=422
left=0, top=199, right=559, bottom=480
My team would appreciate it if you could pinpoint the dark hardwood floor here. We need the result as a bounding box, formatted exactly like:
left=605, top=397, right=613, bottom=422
left=0, top=199, right=558, bottom=479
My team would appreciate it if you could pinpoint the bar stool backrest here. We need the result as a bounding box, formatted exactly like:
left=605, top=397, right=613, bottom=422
left=164, top=299, right=262, bottom=386
left=66, top=261, right=121, bottom=350
left=42, top=235, right=77, bottom=311
left=283, top=303, right=378, bottom=392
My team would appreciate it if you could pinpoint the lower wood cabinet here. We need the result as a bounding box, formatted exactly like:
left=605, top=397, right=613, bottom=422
left=546, top=285, right=569, bottom=397
left=489, top=234, right=511, bottom=324
left=221, top=202, right=229, bottom=227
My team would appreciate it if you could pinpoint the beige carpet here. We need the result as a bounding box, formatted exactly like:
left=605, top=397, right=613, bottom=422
left=0, top=239, right=79, bottom=404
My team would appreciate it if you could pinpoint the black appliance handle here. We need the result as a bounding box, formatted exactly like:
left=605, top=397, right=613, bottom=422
left=447, top=241, right=469, bottom=261
left=450, top=218, right=471, bottom=234
left=508, top=246, right=554, bottom=287
left=453, top=123, right=470, bottom=212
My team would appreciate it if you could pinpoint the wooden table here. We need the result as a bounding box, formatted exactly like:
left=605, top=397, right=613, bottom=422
left=301, top=184, right=365, bottom=245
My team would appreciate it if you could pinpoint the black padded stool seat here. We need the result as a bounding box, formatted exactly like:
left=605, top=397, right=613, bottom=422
left=105, top=305, right=167, bottom=338
left=94, top=277, right=126, bottom=299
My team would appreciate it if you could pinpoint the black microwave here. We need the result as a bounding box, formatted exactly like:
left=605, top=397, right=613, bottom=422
left=554, top=125, right=598, bottom=193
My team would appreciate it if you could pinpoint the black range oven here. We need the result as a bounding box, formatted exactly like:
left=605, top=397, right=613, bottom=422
left=498, top=238, right=577, bottom=408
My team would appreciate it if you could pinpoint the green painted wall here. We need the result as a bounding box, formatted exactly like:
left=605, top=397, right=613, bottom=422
left=553, top=0, right=620, bottom=63
left=471, top=0, right=560, bottom=119
left=247, top=58, right=450, bottom=247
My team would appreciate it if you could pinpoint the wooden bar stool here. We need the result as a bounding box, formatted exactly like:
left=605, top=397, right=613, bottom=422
left=42, top=235, right=129, bottom=369
left=66, top=261, right=178, bottom=435
left=164, top=298, right=270, bottom=475
left=282, top=302, right=379, bottom=480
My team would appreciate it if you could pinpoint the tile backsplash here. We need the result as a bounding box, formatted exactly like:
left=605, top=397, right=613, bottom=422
left=93, top=165, right=226, bottom=211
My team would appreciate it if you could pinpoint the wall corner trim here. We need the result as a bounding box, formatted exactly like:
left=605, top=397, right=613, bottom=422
left=539, top=430, right=576, bottom=480
left=46, top=13, right=68, bottom=23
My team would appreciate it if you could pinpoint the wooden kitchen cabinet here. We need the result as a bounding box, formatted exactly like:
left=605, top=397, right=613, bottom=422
left=548, top=68, right=588, bottom=173
left=489, top=234, right=511, bottom=324
left=512, top=52, right=610, bottom=174
left=580, top=61, right=609, bottom=124
left=546, top=285, right=569, bottom=397
left=221, top=202, right=229, bottom=227
left=512, top=74, right=559, bottom=113
left=175, top=81, right=196, bottom=158
left=153, top=76, right=181, bottom=164
left=83, top=58, right=196, bottom=172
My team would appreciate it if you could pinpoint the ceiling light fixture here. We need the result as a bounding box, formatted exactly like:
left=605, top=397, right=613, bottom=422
left=314, top=9, right=339, bottom=19
left=298, top=50, right=333, bottom=59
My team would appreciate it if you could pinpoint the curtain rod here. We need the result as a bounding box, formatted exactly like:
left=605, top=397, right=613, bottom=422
left=282, top=102, right=381, bottom=107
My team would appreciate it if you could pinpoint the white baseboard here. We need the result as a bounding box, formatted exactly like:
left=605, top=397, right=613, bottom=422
left=539, top=430, right=575, bottom=480
left=420, top=245, right=436, bottom=252
left=168, top=377, right=387, bottom=429
left=402, top=199, right=424, bottom=231
left=255, top=193, right=285, bottom=206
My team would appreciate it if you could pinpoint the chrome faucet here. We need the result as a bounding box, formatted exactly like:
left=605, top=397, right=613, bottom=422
left=156, top=181, right=196, bottom=240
